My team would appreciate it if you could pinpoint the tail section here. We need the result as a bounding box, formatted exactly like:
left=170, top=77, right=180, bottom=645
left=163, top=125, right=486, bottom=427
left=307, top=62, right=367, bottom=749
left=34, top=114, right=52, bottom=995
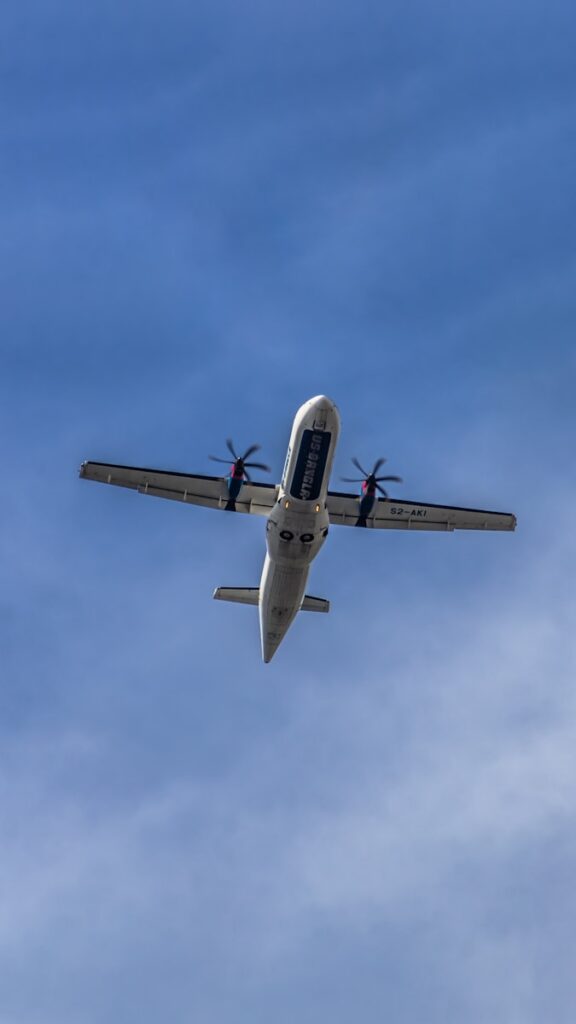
left=213, top=588, right=329, bottom=613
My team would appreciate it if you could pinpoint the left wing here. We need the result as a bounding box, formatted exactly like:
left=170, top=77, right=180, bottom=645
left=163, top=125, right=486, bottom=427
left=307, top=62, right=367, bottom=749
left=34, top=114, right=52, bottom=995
left=79, top=461, right=279, bottom=515
left=326, top=490, right=516, bottom=531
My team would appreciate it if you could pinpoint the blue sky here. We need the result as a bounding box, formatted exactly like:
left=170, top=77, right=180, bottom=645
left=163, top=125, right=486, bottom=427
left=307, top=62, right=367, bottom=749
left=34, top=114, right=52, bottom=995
left=2, top=1, right=576, bottom=1020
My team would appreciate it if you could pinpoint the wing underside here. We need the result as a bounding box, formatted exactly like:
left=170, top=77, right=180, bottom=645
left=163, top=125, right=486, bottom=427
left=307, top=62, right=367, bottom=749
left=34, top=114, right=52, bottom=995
left=79, top=461, right=279, bottom=515
left=80, top=464, right=515, bottom=531
left=326, top=491, right=516, bottom=531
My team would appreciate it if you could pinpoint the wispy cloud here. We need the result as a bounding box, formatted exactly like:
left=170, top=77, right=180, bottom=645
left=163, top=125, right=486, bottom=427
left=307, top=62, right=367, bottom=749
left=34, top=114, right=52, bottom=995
left=1, top=515, right=575, bottom=1020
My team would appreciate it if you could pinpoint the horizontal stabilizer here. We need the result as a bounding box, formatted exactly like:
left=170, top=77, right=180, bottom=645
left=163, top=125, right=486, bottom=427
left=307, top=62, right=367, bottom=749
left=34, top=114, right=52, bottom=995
left=213, top=588, right=330, bottom=613
left=300, top=595, right=330, bottom=613
left=213, top=587, right=260, bottom=606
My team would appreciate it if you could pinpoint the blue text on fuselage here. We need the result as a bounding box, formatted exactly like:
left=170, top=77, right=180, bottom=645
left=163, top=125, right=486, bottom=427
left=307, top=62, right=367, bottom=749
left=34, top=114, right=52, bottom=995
left=289, top=429, right=331, bottom=501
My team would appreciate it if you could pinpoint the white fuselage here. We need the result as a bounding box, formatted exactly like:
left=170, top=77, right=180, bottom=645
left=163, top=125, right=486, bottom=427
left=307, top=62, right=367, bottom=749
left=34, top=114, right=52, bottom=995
left=259, top=395, right=340, bottom=662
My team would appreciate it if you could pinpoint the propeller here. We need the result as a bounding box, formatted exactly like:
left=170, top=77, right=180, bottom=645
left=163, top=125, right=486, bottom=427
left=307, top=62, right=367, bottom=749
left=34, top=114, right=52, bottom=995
left=341, top=457, right=403, bottom=498
left=209, top=439, right=271, bottom=482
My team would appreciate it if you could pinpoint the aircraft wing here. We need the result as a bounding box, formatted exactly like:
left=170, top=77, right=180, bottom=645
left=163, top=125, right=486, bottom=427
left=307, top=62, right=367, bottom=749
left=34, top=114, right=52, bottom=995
left=326, top=490, right=516, bottom=531
left=79, top=461, right=279, bottom=515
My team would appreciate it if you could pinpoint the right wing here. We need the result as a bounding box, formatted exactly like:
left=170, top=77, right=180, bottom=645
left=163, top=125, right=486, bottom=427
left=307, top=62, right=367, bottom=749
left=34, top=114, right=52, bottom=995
left=79, top=461, right=279, bottom=515
left=326, top=490, right=517, bottom=531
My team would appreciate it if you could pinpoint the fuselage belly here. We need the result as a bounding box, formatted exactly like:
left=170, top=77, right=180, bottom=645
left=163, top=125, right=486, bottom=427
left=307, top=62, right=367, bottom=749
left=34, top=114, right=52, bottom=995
left=259, top=395, right=340, bottom=662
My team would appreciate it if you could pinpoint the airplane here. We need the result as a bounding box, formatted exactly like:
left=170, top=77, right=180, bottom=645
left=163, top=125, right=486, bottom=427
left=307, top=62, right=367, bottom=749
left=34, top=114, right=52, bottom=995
left=79, top=395, right=516, bottom=663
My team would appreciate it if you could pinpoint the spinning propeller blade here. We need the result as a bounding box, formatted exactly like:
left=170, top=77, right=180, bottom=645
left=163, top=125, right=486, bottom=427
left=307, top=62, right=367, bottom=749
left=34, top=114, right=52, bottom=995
left=209, top=439, right=271, bottom=478
left=341, top=457, right=402, bottom=498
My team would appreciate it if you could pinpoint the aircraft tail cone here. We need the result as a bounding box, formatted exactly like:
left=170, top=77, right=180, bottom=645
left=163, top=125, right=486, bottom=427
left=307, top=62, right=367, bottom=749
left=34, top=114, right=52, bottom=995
left=261, top=635, right=282, bottom=664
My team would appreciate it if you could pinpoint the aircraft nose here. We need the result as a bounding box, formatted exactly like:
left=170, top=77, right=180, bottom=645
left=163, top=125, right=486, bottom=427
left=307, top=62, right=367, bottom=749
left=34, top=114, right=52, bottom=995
left=310, top=394, right=337, bottom=413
